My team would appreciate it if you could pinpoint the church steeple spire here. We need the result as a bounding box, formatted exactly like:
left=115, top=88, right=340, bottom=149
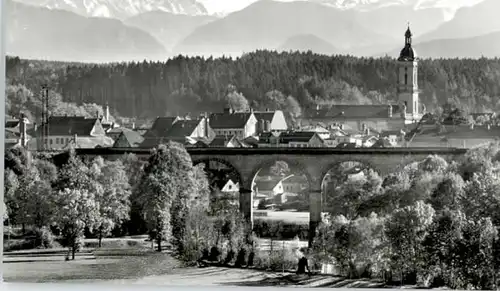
left=398, top=23, right=417, bottom=62
left=405, top=22, right=412, bottom=46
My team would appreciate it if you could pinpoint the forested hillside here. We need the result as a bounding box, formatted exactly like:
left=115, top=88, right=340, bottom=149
left=6, top=51, right=500, bottom=122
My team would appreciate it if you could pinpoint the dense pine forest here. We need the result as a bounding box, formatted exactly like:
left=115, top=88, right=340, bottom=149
left=6, top=51, right=500, bottom=122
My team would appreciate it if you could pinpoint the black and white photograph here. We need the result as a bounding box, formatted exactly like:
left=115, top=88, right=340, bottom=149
left=2, top=0, right=500, bottom=289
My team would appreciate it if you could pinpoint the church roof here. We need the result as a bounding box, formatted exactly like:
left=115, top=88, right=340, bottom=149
left=399, top=45, right=417, bottom=61
left=35, top=116, right=101, bottom=136
left=209, top=112, right=253, bottom=129
left=304, top=104, right=404, bottom=119
left=112, top=129, right=144, bottom=148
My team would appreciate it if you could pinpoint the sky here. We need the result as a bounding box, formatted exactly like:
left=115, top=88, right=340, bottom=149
left=198, top=0, right=486, bottom=15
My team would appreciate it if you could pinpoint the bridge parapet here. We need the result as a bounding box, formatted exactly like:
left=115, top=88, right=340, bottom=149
left=50, top=146, right=468, bottom=247
left=51, top=147, right=467, bottom=186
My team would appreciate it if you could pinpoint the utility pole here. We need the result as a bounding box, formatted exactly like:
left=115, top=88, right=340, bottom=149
left=40, top=84, right=49, bottom=151
left=39, top=86, right=45, bottom=151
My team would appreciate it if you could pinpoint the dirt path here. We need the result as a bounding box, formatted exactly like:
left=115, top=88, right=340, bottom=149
left=99, top=267, right=387, bottom=288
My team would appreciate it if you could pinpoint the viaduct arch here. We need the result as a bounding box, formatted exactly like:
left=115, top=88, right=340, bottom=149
left=52, top=147, right=468, bottom=246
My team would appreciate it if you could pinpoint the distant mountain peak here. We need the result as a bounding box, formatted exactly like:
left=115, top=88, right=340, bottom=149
left=13, top=0, right=209, bottom=19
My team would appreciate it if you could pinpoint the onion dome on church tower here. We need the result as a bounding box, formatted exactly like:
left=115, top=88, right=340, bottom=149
left=398, top=24, right=417, bottom=61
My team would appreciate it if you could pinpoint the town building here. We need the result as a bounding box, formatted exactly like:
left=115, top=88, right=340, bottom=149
left=220, top=179, right=240, bottom=193
left=380, top=130, right=406, bottom=147
left=258, top=131, right=325, bottom=147
left=253, top=109, right=288, bottom=133
left=99, top=104, right=117, bottom=132
left=209, top=107, right=258, bottom=139
left=210, top=179, right=240, bottom=207
left=139, top=115, right=214, bottom=148
left=409, top=124, right=500, bottom=148
left=5, top=115, right=31, bottom=149
left=299, top=125, right=332, bottom=140
left=208, top=135, right=246, bottom=147
left=112, top=128, right=145, bottom=148
left=28, top=115, right=113, bottom=150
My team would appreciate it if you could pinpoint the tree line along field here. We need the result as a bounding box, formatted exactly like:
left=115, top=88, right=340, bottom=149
left=5, top=52, right=500, bottom=124
left=4, top=140, right=500, bottom=289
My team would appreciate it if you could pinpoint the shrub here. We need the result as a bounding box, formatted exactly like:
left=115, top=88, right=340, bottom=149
left=209, top=246, right=221, bottom=262
left=253, top=219, right=308, bottom=240
left=235, top=247, right=247, bottom=267
left=4, top=239, right=36, bottom=252
left=313, top=214, right=388, bottom=279
left=224, top=249, right=235, bottom=265
left=4, top=227, right=60, bottom=251
left=254, top=248, right=299, bottom=272
left=247, top=251, right=255, bottom=267
left=33, top=226, right=56, bottom=249
left=178, top=238, right=203, bottom=265
left=83, top=239, right=142, bottom=249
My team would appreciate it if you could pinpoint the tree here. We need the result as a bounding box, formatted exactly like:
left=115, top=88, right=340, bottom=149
left=418, top=155, right=449, bottom=174
left=7, top=53, right=500, bottom=120
left=284, top=95, right=302, bottom=127
left=424, top=212, right=498, bottom=290
left=270, top=161, right=290, bottom=177
left=27, top=179, right=56, bottom=228
left=56, top=149, right=93, bottom=192
left=328, top=169, right=383, bottom=219
left=170, top=144, right=199, bottom=255
left=6, top=84, right=34, bottom=120
left=428, top=172, right=465, bottom=212
left=191, top=163, right=210, bottom=208
left=54, top=188, right=99, bottom=260
left=385, top=201, right=435, bottom=284
left=360, top=171, right=412, bottom=216
left=2, top=201, right=7, bottom=222
left=442, top=107, right=468, bottom=126
left=121, top=153, right=147, bottom=235
left=13, top=165, right=40, bottom=232
left=34, top=159, right=58, bottom=184
left=422, top=209, right=467, bottom=288
left=178, top=163, right=212, bottom=263
left=4, top=169, right=19, bottom=224
left=136, top=142, right=192, bottom=252
left=314, top=213, right=386, bottom=278
left=402, top=171, right=445, bottom=207
left=226, top=91, right=250, bottom=112
left=92, top=158, right=132, bottom=247
left=264, top=90, right=286, bottom=108
left=457, top=141, right=500, bottom=181
left=5, top=146, right=30, bottom=176
left=180, top=201, right=213, bottom=263
left=462, top=169, right=500, bottom=225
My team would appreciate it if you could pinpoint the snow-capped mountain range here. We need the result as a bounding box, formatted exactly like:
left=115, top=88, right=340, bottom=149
left=14, top=0, right=487, bottom=18
left=309, top=0, right=485, bottom=10
left=14, top=0, right=208, bottom=19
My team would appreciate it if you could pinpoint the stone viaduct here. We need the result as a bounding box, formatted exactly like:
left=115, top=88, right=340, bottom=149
left=52, top=147, right=468, bottom=246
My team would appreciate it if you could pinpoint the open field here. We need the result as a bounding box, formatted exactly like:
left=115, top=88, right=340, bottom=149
left=3, top=248, right=180, bottom=283
left=3, top=249, right=388, bottom=288
left=253, top=210, right=329, bottom=224
left=3, top=236, right=308, bottom=283
left=3, top=237, right=438, bottom=289
left=254, top=210, right=309, bottom=224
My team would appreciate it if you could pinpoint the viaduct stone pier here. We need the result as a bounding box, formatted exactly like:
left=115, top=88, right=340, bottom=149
left=52, top=147, right=468, bottom=246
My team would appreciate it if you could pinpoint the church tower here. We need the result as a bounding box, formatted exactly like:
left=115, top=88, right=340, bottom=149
left=396, top=24, right=420, bottom=122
